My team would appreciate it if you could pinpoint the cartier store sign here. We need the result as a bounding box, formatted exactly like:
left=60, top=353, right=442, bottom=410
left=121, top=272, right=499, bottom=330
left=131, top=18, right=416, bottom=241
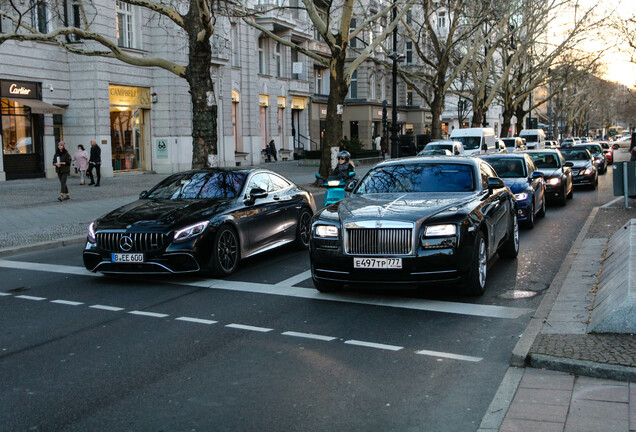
left=1, top=80, right=38, bottom=99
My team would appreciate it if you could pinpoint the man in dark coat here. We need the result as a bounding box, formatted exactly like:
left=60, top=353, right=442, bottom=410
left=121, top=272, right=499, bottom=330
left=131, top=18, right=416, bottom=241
left=87, top=139, right=101, bottom=186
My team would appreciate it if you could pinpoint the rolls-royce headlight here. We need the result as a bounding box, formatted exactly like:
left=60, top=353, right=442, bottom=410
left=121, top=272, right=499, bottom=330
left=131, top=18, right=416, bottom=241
left=424, top=224, right=457, bottom=237
left=88, top=222, right=96, bottom=243
left=514, top=192, right=529, bottom=201
left=173, top=221, right=209, bottom=243
left=314, top=224, right=339, bottom=238
left=547, top=177, right=561, bottom=185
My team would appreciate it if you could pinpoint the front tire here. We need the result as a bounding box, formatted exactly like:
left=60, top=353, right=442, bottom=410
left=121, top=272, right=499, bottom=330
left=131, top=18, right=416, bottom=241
left=460, top=231, right=487, bottom=296
left=209, top=225, right=239, bottom=277
left=537, top=193, right=546, bottom=218
left=524, top=203, right=535, bottom=229
left=499, top=215, right=519, bottom=259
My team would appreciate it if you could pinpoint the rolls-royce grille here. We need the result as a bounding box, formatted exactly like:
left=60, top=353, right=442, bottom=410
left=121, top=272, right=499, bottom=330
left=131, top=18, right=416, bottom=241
left=97, top=232, right=167, bottom=253
left=346, top=228, right=413, bottom=255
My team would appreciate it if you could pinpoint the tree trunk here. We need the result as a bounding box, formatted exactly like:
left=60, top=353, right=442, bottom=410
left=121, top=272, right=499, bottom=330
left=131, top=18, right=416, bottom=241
left=319, top=53, right=348, bottom=179
left=501, top=109, right=513, bottom=138
left=429, top=75, right=446, bottom=139
left=514, top=105, right=526, bottom=136
left=184, top=11, right=217, bottom=169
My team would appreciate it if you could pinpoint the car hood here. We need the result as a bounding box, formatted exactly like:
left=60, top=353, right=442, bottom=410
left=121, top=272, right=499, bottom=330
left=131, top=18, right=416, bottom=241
left=95, top=198, right=232, bottom=231
left=501, top=178, right=530, bottom=194
left=536, top=168, right=561, bottom=178
left=320, top=192, right=475, bottom=222
left=566, top=160, right=591, bottom=169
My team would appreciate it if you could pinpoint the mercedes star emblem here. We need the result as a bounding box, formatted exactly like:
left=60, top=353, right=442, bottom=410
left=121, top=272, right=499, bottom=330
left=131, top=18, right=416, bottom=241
left=119, top=235, right=134, bottom=252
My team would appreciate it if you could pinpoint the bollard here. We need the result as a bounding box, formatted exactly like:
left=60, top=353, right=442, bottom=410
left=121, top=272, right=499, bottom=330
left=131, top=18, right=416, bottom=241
left=624, top=162, right=630, bottom=209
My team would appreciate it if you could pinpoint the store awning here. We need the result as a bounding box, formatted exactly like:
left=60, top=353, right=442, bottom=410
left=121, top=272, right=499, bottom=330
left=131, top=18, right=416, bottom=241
left=7, top=98, right=66, bottom=114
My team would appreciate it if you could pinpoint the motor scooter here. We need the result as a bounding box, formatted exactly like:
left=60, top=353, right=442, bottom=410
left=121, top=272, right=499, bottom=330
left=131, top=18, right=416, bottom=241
left=315, top=171, right=356, bottom=207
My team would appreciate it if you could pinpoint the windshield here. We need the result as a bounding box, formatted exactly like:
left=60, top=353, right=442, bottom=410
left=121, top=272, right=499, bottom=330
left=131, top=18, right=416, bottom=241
left=560, top=149, right=590, bottom=161
left=582, top=145, right=602, bottom=155
left=453, top=136, right=481, bottom=150
left=502, top=139, right=517, bottom=149
left=529, top=153, right=560, bottom=169
left=524, top=135, right=539, bottom=143
left=484, top=158, right=527, bottom=178
left=425, top=143, right=451, bottom=151
left=356, top=163, right=475, bottom=193
left=147, top=171, right=247, bottom=199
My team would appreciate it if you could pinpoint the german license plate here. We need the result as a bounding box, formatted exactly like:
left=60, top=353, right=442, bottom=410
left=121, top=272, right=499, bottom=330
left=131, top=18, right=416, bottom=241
left=111, top=253, right=144, bottom=263
left=354, top=257, right=402, bottom=269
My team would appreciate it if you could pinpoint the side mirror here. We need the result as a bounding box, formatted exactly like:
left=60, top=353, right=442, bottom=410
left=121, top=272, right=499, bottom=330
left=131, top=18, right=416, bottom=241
left=532, top=172, right=543, bottom=179
left=564, top=161, right=574, bottom=167
left=345, top=179, right=357, bottom=192
left=246, top=187, right=267, bottom=204
left=139, top=190, right=148, bottom=199
left=482, top=143, right=488, bottom=151
left=487, top=177, right=505, bottom=191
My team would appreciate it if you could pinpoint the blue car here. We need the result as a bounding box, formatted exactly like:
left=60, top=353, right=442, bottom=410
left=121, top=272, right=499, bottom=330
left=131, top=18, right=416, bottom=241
left=480, top=154, right=547, bottom=228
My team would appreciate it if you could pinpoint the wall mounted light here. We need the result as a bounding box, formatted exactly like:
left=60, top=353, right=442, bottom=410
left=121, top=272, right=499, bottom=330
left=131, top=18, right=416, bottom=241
left=151, top=92, right=158, bottom=104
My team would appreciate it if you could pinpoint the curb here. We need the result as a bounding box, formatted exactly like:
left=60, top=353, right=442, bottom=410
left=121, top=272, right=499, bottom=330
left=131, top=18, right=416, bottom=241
left=529, top=354, right=636, bottom=381
left=509, top=206, right=599, bottom=367
left=0, top=235, right=86, bottom=258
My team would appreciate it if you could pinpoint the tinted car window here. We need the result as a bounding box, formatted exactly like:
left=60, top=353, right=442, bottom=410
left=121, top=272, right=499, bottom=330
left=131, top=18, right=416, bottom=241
left=454, top=136, right=481, bottom=150
left=269, top=173, right=291, bottom=191
left=247, top=173, right=273, bottom=192
left=560, top=149, right=590, bottom=161
left=147, top=171, right=246, bottom=200
left=483, top=158, right=526, bottom=178
left=529, top=153, right=560, bottom=168
left=356, top=163, right=475, bottom=193
left=582, top=144, right=602, bottom=155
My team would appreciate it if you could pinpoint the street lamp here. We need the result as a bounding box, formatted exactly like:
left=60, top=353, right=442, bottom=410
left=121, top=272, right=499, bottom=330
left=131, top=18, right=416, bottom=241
left=389, top=0, right=404, bottom=159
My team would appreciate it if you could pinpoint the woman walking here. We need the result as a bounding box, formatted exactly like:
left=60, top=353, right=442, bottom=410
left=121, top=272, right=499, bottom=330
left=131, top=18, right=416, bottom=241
left=72, top=144, right=89, bottom=185
left=53, top=141, right=72, bottom=201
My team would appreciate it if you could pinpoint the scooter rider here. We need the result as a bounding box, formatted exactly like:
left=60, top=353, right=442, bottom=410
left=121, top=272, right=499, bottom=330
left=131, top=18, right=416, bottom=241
left=331, top=151, right=355, bottom=180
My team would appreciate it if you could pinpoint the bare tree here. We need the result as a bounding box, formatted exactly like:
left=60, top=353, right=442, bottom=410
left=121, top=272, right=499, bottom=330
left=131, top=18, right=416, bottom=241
left=242, top=0, right=417, bottom=177
left=0, top=0, right=221, bottom=169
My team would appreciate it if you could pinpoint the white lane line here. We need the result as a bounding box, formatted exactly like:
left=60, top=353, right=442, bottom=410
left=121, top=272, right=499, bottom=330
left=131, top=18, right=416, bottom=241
left=51, top=300, right=84, bottom=306
left=16, top=295, right=46, bottom=301
left=175, top=317, right=218, bottom=325
left=282, top=331, right=337, bottom=342
left=276, top=270, right=311, bottom=286
left=90, top=305, right=124, bottom=312
left=415, top=349, right=483, bottom=362
left=226, top=323, right=273, bottom=332
left=0, top=292, right=13, bottom=296
left=344, top=340, right=403, bottom=351
left=601, top=197, right=622, bottom=208
left=128, top=311, right=169, bottom=318
left=0, top=259, right=96, bottom=276
left=0, top=260, right=530, bottom=319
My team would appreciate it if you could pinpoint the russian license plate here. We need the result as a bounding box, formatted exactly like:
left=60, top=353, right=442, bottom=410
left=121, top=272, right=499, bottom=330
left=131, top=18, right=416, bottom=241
left=354, top=257, right=402, bottom=269
left=111, top=253, right=144, bottom=263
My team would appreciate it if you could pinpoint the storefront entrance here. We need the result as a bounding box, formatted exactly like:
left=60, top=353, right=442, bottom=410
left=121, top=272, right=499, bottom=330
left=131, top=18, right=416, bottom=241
left=109, top=85, right=150, bottom=172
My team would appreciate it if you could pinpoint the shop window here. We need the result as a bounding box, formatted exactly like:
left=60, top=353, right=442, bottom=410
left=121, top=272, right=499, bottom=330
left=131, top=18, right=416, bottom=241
left=350, top=121, right=359, bottom=139
left=1, top=99, right=34, bottom=155
left=53, top=114, right=64, bottom=145
left=116, top=1, right=139, bottom=49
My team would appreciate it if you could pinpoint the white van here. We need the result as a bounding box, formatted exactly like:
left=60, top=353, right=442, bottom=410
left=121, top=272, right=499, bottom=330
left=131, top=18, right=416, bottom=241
left=449, top=128, right=497, bottom=155
left=519, top=129, right=546, bottom=149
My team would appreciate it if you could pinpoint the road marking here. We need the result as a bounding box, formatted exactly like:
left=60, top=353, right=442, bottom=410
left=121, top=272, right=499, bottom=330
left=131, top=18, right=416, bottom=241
left=276, top=270, right=312, bottom=286
left=282, top=331, right=337, bottom=341
left=0, top=292, right=12, bottom=296
left=51, top=299, right=84, bottom=306
left=90, top=304, right=124, bottom=312
left=344, top=340, right=403, bottom=351
left=415, top=349, right=483, bottom=362
left=128, top=311, right=169, bottom=318
left=226, top=323, right=273, bottom=332
left=175, top=317, right=218, bottom=325
left=16, top=295, right=46, bottom=301
left=0, top=259, right=531, bottom=319
left=601, top=197, right=622, bottom=208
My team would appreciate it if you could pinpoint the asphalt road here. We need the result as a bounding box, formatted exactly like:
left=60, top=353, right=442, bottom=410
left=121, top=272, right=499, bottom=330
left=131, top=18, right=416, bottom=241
left=0, top=158, right=619, bottom=432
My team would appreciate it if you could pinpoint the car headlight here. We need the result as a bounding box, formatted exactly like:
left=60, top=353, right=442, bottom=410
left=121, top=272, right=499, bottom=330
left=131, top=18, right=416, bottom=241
left=514, top=192, right=529, bottom=201
left=314, top=224, right=339, bottom=238
left=173, top=221, right=209, bottom=243
left=88, top=222, right=96, bottom=243
left=424, top=224, right=457, bottom=236
left=584, top=168, right=595, bottom=175
left=547, top=177, right=561, bottom=186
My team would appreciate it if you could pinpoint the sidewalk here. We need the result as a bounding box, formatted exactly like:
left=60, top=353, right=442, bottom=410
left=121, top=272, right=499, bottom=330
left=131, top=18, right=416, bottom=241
left=1, top=158, right=635, bottom=431
left=479, top=200, right=636, bottom=432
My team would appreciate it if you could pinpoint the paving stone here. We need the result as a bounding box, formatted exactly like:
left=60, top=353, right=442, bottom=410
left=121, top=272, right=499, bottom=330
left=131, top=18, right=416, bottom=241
left=505, top=401, right=569, bottom=423
left=512, top=388, right=571, bottom=406
left=500, top=418, right=564, bottom=432
left=564, top=399, right=629, bottom=432
left=520, top=370, right=574, bottom=391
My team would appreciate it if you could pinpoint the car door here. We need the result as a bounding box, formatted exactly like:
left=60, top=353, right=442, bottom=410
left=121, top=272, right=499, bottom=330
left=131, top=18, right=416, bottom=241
left=268, top=173, right=301, bottom=242
left=480, top=162, right=509, bottom=253
left=242, top=172, right=287, bottom=254
left=525, top=156, right=543, bottom=212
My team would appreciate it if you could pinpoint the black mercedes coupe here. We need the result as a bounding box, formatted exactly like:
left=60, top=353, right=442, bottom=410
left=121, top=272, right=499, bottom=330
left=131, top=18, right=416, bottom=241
left=309, top=156, right=519, bottom=295
left=83, top=168, right=316, bottom=276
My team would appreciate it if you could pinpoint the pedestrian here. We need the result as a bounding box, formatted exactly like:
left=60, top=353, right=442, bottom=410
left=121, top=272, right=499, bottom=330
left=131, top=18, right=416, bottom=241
left=265, top=145, right=272, bottom=162
left=269, top=139, right=277, bottom=162
left=373, top=134, right=381, bottom=150
left=72, top=144, right=89, bottom=185
left=380, top=137, right=387, bottom=160
left=87, top=139, right=101, bottom=187
left=53, top=141, right=72, bottom=201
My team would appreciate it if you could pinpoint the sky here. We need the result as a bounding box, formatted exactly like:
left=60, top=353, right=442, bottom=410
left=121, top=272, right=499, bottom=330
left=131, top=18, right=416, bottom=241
left=581, top=0, right=636, bottom=87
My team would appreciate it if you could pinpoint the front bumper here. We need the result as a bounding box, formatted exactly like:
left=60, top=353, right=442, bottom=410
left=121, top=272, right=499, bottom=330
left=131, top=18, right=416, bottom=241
left=572, top=170, right=596, bottom=186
